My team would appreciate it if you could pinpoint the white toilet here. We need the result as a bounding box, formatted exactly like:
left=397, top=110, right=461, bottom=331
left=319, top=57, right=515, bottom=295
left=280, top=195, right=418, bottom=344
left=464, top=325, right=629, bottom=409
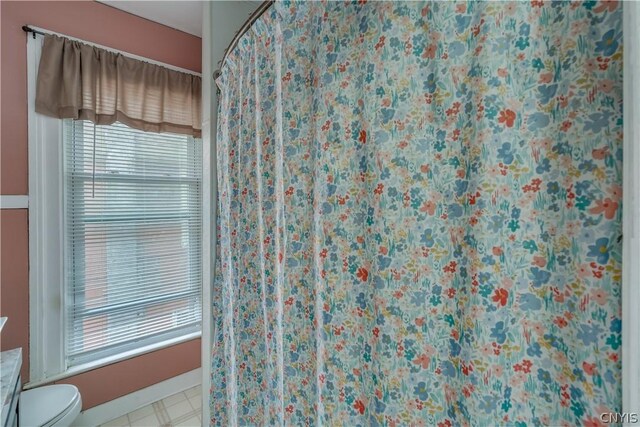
left=19, top=384, right=82, bottom=427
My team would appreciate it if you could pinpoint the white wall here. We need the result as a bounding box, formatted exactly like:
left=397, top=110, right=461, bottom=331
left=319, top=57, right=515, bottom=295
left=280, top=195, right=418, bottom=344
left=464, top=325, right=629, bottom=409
left=211, top=2, right=262, bottom=65
left=201, top=1, right=262, bottom=422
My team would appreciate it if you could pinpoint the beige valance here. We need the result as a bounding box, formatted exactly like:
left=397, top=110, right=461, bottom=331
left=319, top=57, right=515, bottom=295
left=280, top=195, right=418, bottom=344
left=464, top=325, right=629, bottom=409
left=35, top=34, right=201, bottom=137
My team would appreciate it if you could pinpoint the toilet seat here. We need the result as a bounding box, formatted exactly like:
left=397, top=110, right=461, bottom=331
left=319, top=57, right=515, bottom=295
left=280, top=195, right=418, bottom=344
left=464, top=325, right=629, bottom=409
left=20, top=384, right=82, bottom=427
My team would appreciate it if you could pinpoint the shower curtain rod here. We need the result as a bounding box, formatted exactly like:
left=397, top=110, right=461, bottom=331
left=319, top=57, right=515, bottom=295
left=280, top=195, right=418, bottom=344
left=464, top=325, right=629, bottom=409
left=213, top=0, right=274, bottom=84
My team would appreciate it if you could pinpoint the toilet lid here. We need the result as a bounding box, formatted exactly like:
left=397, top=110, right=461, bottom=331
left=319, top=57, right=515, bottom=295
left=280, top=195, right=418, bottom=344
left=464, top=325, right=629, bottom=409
left=20, top=384, right=80, bottom=427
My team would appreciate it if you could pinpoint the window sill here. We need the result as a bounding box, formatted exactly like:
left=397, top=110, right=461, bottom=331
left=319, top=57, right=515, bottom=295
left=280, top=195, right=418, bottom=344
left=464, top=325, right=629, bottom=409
left=24, top=331, right=201, bottom=389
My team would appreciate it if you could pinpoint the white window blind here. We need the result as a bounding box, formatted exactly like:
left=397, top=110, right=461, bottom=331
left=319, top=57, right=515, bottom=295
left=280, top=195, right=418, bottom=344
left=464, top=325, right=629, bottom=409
left=64, top=120, right=202, bottom=366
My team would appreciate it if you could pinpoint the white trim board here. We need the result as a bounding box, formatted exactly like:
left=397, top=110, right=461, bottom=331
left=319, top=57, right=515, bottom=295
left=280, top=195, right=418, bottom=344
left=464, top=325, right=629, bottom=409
left=72, top=368, right=201, bottom=427
left=622, top=0, right=640, bottom=416
left=0, top=195, right=29, bottom=209
left=201, top=2, right=213, bottom=423
left=27, top=33, right=67, bottom=382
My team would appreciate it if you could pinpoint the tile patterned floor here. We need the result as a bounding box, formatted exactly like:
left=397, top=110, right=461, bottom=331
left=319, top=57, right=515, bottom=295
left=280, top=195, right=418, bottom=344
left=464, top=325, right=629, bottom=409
left=100, top=385, right=202, bottom=427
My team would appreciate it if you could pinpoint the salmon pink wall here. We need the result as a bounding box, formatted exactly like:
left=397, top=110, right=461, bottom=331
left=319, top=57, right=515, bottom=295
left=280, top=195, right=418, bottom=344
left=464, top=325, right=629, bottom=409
left=0, top=0, right=202, bottom=409
left=0, top=210, right=29, bottom=368
left=52, top=340, right=202, bottom=409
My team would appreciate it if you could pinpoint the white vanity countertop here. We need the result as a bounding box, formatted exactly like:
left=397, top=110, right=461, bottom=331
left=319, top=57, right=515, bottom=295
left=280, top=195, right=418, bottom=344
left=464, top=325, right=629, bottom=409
left=0, top=348, right=22, bottom=414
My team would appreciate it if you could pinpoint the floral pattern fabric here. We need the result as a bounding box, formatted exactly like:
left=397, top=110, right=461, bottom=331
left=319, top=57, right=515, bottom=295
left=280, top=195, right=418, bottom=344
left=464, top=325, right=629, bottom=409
left=212, top=1, right=623, bottom=426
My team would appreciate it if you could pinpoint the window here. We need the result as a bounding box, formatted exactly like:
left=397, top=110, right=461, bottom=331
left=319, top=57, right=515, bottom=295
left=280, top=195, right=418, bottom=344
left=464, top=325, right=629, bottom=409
left=64, top=121, right=202, bottom=366
left=27, top=33, right=205, bottom=383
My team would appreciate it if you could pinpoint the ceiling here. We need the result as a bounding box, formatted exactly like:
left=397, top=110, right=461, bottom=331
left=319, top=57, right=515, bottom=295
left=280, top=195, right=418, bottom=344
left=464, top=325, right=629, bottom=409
left=98, top=1, right=204, bottom=37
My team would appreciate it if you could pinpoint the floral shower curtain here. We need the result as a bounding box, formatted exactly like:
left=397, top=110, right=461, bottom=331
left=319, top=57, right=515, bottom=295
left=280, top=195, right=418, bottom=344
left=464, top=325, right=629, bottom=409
left=212, top=1, right=623, bottom=425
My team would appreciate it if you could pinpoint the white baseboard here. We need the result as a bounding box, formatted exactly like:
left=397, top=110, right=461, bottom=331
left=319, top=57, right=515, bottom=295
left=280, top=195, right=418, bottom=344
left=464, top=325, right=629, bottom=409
left=72, top=368, right=201, bottom=427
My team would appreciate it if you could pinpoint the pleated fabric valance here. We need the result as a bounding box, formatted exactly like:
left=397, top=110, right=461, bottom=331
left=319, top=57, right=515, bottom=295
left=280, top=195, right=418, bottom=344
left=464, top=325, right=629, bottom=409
left=35, top=34, right=201, bottom=137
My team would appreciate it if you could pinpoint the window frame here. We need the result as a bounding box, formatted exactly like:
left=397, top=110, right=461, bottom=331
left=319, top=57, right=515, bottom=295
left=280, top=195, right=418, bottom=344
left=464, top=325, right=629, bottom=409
left=63, top=120, right=203, bottom=368
left=27, top=30, right=204, bottom=386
